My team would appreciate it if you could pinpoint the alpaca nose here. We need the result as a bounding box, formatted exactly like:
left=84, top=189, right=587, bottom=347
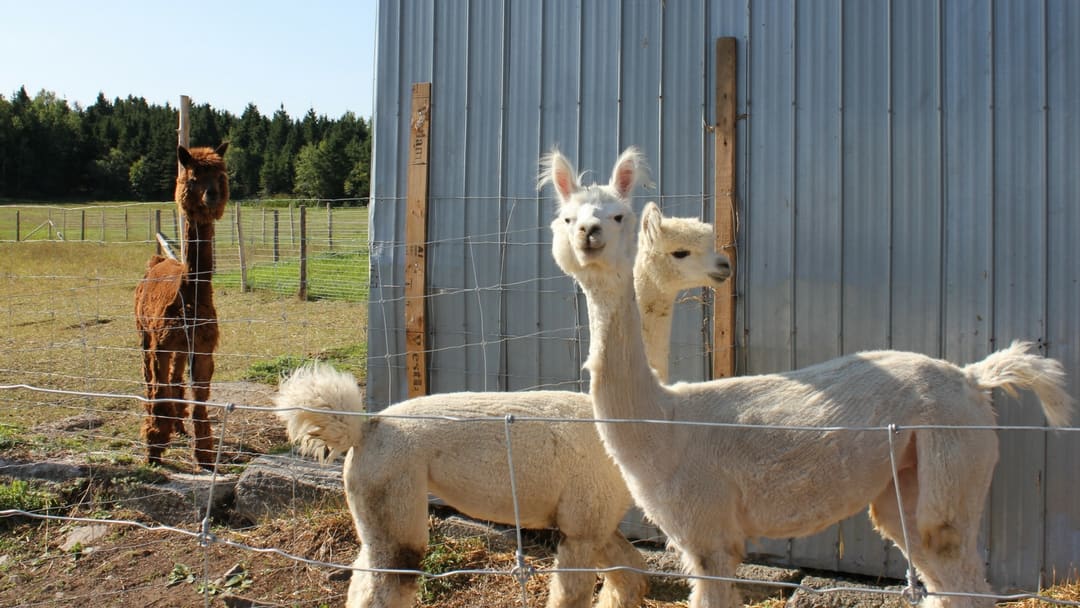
left=580, top=224, right=603, bottom=248
left=710, top=257, right=732, bottom=282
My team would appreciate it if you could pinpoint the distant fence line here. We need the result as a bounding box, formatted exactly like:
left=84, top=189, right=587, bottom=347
left=0, top=200, right=370, bottom=302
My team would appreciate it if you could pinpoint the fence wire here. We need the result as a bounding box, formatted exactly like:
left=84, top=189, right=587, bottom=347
left=1, top=201, right=1078, bottom=606
left=1, top=383, right=1078, bottom=606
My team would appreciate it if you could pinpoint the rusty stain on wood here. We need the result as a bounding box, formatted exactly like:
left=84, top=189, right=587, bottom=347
left=405, top=83, right=432, bottom=398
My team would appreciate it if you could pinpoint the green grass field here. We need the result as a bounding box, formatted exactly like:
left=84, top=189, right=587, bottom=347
left=0, top=203, right=370, bottom=462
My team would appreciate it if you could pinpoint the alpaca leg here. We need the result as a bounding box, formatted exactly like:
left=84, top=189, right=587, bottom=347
left=142, top=349, right=177, bottom=465
left=166, top=350, right=190, bottom=439
left=189, top=351, right=216, bottom=469
left=345, top=542, right=425, bottom=608
left=679, top=543, right=743, bottom=608
left=546, top=535, right=600, bottom=608
left=343, top=457, right=428, bottom=608
left=593, top=530, right=648, bottom=608
left=869, top=459, right=993, bottom=607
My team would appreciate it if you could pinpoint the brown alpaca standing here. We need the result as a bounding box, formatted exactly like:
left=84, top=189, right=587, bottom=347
left=135, top=143, right=229, bottom=470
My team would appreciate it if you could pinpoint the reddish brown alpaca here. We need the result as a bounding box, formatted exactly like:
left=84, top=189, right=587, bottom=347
left=135, top=143, right=229, bottom=469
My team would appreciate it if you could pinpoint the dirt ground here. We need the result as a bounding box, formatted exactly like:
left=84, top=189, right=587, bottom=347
left=0, top=381, right=697, bottom=608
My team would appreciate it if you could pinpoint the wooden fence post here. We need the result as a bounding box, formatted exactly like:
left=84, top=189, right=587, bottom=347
left=273, top=209, right=280, bottom=262
left=178, top=95, right=190, bottom=260
left=298, top=205, right=308, bottom=300
left=712, top=37, right=739, bottom=379
left=80, top=210, right=86, bottom=241
left=154, top=210, right=162, bottom=255
left=14, top=210, right=19, bottom=242
left=326, top=202, right=334, bottom=251
left=405, top=82, right=432, bottom=398
left=289, top=202, right=296, bottom=246
left=236, top=201, right=248, bottom=292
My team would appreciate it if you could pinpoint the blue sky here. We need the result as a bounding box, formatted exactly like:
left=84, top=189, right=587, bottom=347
left=1, top=1, right=378, bottom=120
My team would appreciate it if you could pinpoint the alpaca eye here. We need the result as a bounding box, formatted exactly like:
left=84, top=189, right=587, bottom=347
left=613, top=214, right=623, bottom=223
left=672, top=250, right=690, bottom=259
left=563, top=217, right=571, bottom=224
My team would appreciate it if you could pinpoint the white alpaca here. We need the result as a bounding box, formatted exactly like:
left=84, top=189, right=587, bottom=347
left=274, top=211, right=730, bottom=608
left=544, top=147, right=1074, bottom=608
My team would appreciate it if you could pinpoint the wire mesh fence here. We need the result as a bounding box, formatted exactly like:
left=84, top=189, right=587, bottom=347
left=0, top=200, right=1078, bottom=607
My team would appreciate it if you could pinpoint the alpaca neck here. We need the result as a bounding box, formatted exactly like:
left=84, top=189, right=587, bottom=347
left=634, top=274, right=675, bottom=384
left=183, top=218, right=215, bottom=286
left=582, top=275, right=667, bottom=423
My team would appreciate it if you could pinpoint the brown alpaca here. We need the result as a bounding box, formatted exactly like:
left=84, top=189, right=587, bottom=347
left=134, top=143, right=229, bottom=470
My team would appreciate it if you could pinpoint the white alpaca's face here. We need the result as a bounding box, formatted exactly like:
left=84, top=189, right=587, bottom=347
left=542, top=148, right=644, bottom=281
left=638, top=203, right=731, bottom=292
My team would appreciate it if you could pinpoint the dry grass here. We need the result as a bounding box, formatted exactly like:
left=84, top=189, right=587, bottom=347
left=0, top=239, right=367, bottom=469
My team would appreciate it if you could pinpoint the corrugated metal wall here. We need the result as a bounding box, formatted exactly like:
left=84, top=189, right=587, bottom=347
left=368, top=0, right=1080, bottom=589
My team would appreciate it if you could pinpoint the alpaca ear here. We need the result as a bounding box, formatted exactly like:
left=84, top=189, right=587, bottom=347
left=640, top=201, right=663, bottom=248
left=215, top=141, right=229, bottom=157
left=177, top=145, right=193, bottom=168
left=609, top=146, right=644, bottom=199
left=539, top=150, right=581, bottom=204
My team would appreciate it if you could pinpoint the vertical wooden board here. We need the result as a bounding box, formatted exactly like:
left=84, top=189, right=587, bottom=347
left=988, top=0, right=1049, bottom=590
left=366, top=0, right=406, bottom=408
left=787, top=0, right=844, bottom=572
left=712, top=37, right=738, bottom=380
left=426, top=1, right=469, bottom=393
left=744, top=0, right=797, bottom=564
left=1044, top=0, right=1080, bottom=579
left=707, top=4, right=751, bottom=376
left=662, top=0, right=710, bottom=383
left=539, top=0, right=586, bottom=390
left=405, top=83, right=432, bottom=399
left=501, top=0, right=545, bottom=391
left=463, top=0, right=505, bottom=392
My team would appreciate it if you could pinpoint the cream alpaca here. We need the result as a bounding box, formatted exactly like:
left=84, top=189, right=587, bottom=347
left=544, top=147, right=1073, bottom=608
left=274, top=211, right=730, bottom=608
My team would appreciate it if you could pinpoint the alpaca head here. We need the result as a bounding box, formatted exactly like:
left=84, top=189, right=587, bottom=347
left=637, top=201, right=732, bottom=294
left=176, top=142, right=230, bottom=223
left=541, top=147, right=646, bottom=287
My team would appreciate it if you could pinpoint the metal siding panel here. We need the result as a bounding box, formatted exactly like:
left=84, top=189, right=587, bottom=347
left=744, top=0, right=796, bottom=565
left=840, top=0, right=890, bottom=355
left=541, top=0, right=587, bottom=390
left=788, top=0, right=843, bottom=573
left=941, top=0, right=996, bottom=586
left=464, top=0, right=505, bottom=391
left=745, top=0, right=795, bottom=379
left=368, top=0, right=434, bottom=408
left=502, top=1, right=547, bottom=391
left=890, top=0, right=944, bottom=361
left=427, top=1, right=470, bottom=393
left=988, top=0, right=1048, bottom=589
left=942, top=0, right=993, bottom=367
left=1044, top=0, right=1080, bottom=579
left=835, top=0, right=894, bottom=578
left=884, top=0, right=943, bottom=579
left=579, top=1, right=621, bottom=178
left=662, top=0, right=710, bottom=383
left=619, top=2, right=662, bottom=176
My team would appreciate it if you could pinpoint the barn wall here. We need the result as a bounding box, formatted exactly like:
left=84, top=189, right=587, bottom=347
left=368, top=0, right=1080, bottom=588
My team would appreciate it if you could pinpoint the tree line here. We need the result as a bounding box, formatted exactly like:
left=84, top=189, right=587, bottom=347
left=0, top=86, right=371, bottom=203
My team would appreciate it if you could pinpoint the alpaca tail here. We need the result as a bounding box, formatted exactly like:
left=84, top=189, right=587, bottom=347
left=963, top=341, right=1075, bottom=427
left=274, top=362, right=366, bottom=460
